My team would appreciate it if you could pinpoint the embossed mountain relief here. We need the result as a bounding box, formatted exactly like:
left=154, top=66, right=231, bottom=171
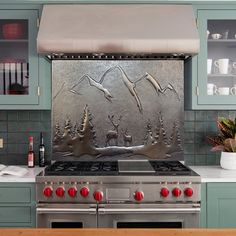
left=52, top=60, right=184, bottom=160
left=64, top=65, right=179, bottom=113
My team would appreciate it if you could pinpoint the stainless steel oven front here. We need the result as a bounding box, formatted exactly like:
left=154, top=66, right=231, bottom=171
left=98, top=203, right=200, bottom=228
left=36, top=204, right=97, bottom=228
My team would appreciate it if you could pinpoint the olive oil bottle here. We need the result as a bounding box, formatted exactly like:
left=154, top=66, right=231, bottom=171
left=39, top=132, right=45, bottom=167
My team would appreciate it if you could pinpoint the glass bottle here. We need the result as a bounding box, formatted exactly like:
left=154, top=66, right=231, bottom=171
left=28, top=136, right=35, bottom=168
left=39, top=132, right=45, bottom=167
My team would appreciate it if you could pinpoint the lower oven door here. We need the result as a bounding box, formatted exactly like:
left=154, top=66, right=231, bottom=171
left=36, top=204, right=97, bottom=228
left=98, top=203, right=200, bottom=228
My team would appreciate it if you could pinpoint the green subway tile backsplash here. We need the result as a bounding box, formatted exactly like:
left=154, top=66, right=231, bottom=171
left=0, top=109, right=230, bottom=166
left=0, top=110, right=51, bottom=165
left=195, top=111, right=207, bottom=121
left=0, top=111, right=7, bottom=121
left=7, top=111, right=18, bottom=121
left=18, top=111, right=30, bottom=121
left=29, top=111, right=41, bottom=121
left=184, top=110, right=235, bottom=166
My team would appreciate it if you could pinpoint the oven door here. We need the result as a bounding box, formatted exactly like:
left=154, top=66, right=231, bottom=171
left=36, top=204, right=97, bottom=228
left=98, top=203, right=200, bottom=228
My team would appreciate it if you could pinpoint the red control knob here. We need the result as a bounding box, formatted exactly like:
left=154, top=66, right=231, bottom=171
left=93, top=191, right=103, bottom=202
left=43, top=186, right=53, bottom=198
left=160, top=187, right=169, bottom=198
left=55, top=187, right=65, bottom=197
left=80, top=187, right=89, bottom=198
left=172, top=188, right=182, bottom=197
left=184, top=187, right=193, bottom=197
left=68, top=187, right=77, bottom=198
left=134, top=191, right=144, bottom=201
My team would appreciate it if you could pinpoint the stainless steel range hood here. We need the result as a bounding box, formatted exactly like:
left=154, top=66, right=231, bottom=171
left=37, top=4, right=199, bottom=58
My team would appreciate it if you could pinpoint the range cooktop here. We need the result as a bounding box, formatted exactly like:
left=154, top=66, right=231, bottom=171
left=44, top=160, right=196, bottom=176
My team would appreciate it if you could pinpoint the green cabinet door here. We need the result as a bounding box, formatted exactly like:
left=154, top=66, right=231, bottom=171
left=200, top=183, right=207, bottom=228
left=0, top=183, right=36, bottom=228
left=0, top=7, right=51, bottom=110
left=186, top=8, right=236, bottom=110
left=207, top=183, right=236, bottom=228
left=0, top=10, right=39, bottom=105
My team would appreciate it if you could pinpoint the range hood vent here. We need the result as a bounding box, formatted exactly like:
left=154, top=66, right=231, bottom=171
left=47, top=53, right=188, bottom=60
left=37, top=4, right=199, bottom=59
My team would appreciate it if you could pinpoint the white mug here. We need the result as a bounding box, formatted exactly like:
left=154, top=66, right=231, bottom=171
left=211, top=33, right=222, bottom=39
left=230, top=85, right=236, bottom=95
left=207, top=59, right=212, bottom=74
left=207, top=30, right=210, bottom=39
left=214, top=59, right=230, bottom=74
left=232, top=62, right=236, bottom=69
left=218, top=87, right=230, bottom=95
left=207, top=83, right=217, bottom=95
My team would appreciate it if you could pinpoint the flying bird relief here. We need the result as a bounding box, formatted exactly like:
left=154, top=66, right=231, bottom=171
left=67, top=66, right=179, bottom=113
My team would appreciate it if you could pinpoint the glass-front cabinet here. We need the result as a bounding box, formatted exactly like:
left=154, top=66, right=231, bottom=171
left=196, top=10, right=236, bottom=107
left=0, top=10, right=39, bottom=105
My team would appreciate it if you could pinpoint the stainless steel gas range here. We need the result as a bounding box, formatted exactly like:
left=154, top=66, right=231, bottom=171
left=36, top=160, right=201, bottom=228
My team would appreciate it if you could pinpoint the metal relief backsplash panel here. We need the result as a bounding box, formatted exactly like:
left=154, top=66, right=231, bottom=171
left=52, top=60, right=184, bottom=161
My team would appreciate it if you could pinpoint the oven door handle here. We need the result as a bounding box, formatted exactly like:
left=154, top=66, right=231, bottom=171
left=98, top=207, right=200, bottom=214
left=36, top=207, right=97, bottom=214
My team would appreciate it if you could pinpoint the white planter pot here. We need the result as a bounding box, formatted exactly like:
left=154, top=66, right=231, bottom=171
left=220, top=151, right=236, bottom=170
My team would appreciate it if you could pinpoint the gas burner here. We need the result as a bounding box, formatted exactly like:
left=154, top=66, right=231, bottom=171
left=150, top=161, right=192, bottom=175
left=54, top=166, right=64, bottom=172
left=52, top=162, right=77, bottom=172
left=90, top=163, right=100, bottom=172
left=67, top=166, right=77, bottom=172
left=44, top=161, right=119, bottom=176
left=157, top=166, right=169, bottom=171
left=103, top=164, right=112, bottom=171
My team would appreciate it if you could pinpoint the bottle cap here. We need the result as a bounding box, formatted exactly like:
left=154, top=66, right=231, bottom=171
left=29, top=136, right=33, bottom=142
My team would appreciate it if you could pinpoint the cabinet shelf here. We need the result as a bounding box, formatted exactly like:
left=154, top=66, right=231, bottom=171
left=208, top=39, right=236, bottom=43
left=0, top=39, right=28, bottom=43
left=186, top=9, right=236, bottom=109
left=208, top=74, right=236, bottom=78
left=0, top=9, right=43, bottom=108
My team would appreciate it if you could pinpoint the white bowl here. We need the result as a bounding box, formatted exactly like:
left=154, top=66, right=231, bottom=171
left=211, top=33, right=222, bottom=40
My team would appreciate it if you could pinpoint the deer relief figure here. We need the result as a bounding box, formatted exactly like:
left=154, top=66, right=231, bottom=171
left=105, top=115, right=122, bottom=146
left=122, top=128, right=133, bottom=147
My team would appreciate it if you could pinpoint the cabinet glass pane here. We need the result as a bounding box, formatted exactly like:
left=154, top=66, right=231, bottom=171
left=207, top=20, right=236, bottom=96
left=0, top=20, right=29, bottom=95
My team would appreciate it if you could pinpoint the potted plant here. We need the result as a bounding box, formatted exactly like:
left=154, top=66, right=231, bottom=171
left=208, top=117, right=236, bottom=170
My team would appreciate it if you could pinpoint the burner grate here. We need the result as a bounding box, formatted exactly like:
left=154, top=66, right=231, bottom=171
left=44, top=161, right=192, bottom=176
left=45, top=161, right=119, bottom=176
left=150, top=161, right=191, bottom=176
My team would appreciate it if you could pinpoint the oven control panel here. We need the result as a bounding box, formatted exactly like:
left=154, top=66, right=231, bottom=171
left=37, top=181, right=201, bottom=203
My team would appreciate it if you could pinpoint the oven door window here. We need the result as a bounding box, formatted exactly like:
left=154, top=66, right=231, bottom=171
left=117, top=221, right=182, bottom=228
left=51, top=222, right=83, bottom=228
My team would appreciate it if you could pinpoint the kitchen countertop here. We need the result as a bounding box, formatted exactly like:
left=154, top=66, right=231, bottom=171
left=1, top=229, right=236, bottom=236
left=189, top=165, right=236, bottom=182
left=0, top=166, right=44, bottom=182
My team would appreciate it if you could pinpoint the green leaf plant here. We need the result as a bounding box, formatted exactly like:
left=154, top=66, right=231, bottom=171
left=208, top=117, right=236, bottom=153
